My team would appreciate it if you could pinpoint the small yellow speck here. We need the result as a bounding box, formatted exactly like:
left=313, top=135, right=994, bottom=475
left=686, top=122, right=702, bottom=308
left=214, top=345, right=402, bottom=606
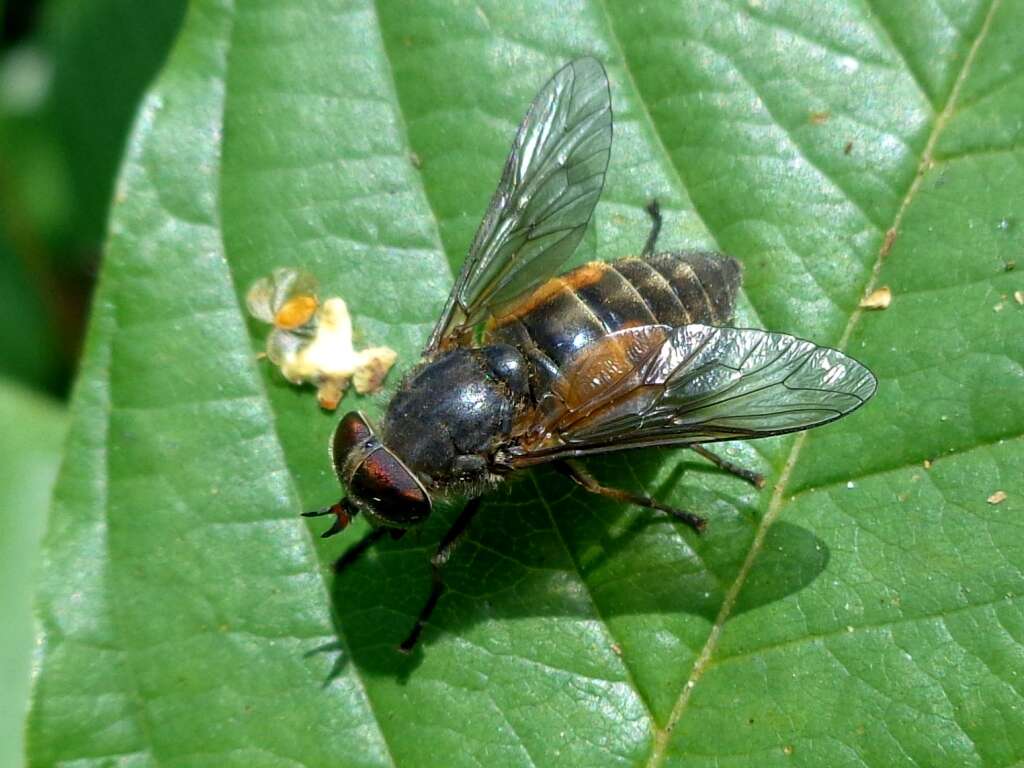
left=859, top=285, right=892, bottom=310
left=988, top=490, right=1007, bottom=505
left=274, top=294, right=318, bottom=330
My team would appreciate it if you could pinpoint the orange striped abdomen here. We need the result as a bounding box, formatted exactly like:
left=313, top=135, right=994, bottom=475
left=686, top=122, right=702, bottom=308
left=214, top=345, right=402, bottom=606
left=486, top=252, right=742, bottom=373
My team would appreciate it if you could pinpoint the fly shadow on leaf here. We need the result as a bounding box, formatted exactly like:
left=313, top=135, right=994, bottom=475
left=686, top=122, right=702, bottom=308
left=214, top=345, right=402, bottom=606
left=313, top=445, right=829, bottom=680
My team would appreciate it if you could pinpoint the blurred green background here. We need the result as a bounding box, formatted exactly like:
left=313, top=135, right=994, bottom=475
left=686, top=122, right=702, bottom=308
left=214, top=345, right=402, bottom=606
left=0, top=1, right=185, bottom=765
left=1, top=0, right=185, bottom=396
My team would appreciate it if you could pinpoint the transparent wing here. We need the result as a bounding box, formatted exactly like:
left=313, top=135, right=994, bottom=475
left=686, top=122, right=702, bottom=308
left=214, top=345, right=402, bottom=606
left=426, top=58, right=612, bottom=352
left=512, top=324, right=877, bottom=465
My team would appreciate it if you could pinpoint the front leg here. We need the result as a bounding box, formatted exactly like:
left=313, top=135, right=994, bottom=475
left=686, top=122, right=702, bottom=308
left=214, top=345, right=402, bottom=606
left=332, top=527, right=387, bottom=573
left=399, top=497, right=483, bottom=653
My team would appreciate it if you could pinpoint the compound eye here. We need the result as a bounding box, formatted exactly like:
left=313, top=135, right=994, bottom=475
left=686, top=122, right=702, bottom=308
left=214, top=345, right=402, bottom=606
left=350, top=448, right=431, bottom=527
left=332, top=411, right=374, bottom=474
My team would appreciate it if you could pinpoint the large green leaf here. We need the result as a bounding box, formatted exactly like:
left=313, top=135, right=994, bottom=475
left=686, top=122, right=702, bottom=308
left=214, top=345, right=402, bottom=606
left=27, top=1, right=1023, bottom=766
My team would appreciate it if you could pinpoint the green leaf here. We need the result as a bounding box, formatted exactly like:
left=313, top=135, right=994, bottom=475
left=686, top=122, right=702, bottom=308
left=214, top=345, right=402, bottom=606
left=0, top=380, right=65, bottom=768
left=28, top=1, right=1024, bottom=766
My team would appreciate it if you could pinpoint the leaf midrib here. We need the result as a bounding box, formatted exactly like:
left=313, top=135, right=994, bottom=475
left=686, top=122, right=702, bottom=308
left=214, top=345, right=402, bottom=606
left=368, top=0, right=680, bottom=740
left=216, top=2, right=405, bottom=764
left=645, top=0, right=1002, bottom=762
left=367, top=0, right=950, bottom=755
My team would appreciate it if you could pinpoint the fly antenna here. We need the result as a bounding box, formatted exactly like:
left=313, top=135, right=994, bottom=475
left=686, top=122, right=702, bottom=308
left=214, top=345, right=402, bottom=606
left=301, top=500, right=356, bottom=538
left=301, top=506, right=335, bottom=517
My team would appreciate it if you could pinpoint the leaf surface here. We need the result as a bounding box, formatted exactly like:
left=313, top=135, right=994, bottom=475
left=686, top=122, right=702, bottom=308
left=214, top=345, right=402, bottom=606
left=28, top=1, right=1024, bottom=766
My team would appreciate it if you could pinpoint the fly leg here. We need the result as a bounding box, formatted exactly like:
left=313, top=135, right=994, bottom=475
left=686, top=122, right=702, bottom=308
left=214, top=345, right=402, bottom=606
left=690, top=445, right=765, bottom=489
left=399, top=497, right=482, bottom=653
left=641, top=199, right=663, bottom=257
left=558, top=460, right=706, bottom=533
left=332, top=527, right=388, bottom=573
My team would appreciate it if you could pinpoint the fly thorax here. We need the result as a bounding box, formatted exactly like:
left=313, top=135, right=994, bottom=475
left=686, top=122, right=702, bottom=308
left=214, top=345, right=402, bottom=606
left=380, top=346, right=527, bottom=484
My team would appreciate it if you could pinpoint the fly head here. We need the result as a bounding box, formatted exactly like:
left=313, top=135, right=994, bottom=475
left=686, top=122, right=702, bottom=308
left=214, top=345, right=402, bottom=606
left=304, top=411, right=432, bottom=537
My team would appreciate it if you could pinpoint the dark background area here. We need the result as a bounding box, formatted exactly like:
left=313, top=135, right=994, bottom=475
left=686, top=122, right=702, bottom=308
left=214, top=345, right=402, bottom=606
left=1, top=0, right=186, bottom=397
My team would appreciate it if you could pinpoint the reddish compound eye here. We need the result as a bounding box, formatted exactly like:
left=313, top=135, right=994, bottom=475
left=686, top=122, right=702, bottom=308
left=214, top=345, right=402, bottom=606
left=332, top=411, right=375, bottom=475
left=350, top=448, right=431, bottom=527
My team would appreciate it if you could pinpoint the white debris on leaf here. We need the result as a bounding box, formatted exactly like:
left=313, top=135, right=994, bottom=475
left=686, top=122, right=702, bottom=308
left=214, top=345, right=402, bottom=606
left=246, top=268, right=398, bottom=410
left=277, top=297, right=398, bottom=408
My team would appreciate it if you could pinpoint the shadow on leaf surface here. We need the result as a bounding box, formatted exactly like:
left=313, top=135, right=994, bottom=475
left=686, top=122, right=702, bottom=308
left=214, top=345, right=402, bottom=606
left=319, top=453, right=829, bottom=678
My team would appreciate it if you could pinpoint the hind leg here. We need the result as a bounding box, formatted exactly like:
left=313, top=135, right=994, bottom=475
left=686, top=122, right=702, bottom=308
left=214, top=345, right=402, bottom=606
left=642, top=200, right=663, bottom=257
left=690, top=445, right=765, bottom=489
left=558, top=460, right=706, bottom=533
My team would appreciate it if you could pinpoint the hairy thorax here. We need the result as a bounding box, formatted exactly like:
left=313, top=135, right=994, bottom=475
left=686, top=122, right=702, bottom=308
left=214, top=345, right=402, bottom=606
left=379, top=346, right=530, bottom=493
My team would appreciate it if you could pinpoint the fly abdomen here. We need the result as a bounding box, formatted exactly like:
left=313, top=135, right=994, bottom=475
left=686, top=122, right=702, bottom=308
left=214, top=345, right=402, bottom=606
left=486, top=253, right=741, bottom=373
left=614, top=252, right=741, bottom=327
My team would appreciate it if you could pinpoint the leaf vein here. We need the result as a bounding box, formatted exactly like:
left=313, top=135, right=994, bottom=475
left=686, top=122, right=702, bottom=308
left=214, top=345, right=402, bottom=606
left=786, top=432, right=1023, bottom=501
left=215, top=2, right=400, bottom=764
left=528, top=473, right=660, bottom=731
left=861, top=0, right=940, bottom=110
left=715, top=593, right=1024, bottom=668
left=594, top=0, right=767, bottom=333
left=646, top=0, right=1004, bottom=762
